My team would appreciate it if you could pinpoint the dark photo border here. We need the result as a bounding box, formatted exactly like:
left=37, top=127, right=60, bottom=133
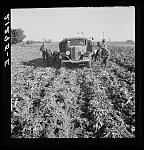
left=2, top=4, right=142, bottom=147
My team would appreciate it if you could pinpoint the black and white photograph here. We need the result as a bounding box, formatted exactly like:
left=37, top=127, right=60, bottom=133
left=9, top=7, right=136, bottom=139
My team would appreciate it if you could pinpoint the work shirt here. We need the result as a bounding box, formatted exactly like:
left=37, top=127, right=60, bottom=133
left=93, top=49, right=97, bottom=54
left=101, top=47, right=110, bottom=58
left=40, top=45, right=47, bottom=52
left=101, top=43, right=107, bottom=49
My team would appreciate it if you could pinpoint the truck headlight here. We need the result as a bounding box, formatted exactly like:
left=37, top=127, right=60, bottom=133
left=66, top=51, right=70, bottom=55
left=59, top=55, right=62, bottom=59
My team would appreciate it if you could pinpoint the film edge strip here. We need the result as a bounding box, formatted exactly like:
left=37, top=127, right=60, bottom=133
left=3, top=9, right=10, bottom=68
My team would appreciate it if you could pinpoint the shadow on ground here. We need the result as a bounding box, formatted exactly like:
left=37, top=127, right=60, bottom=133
left=22, top=58, right=91, bottom=69
left=22, top=58, right=61, bottom=69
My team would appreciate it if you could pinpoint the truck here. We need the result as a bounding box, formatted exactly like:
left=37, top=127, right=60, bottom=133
left=59, top=36, right=94, bottom=68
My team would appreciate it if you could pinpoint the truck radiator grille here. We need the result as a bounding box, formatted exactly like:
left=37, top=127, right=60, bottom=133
left=71, top=47, right=75, bottom=60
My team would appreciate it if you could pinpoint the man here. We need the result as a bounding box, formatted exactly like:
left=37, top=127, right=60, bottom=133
left=53, top=51, right=60, bottom=63
left=100, top=46, right=110, bottom=67
left=40, top=42, right=47, bottom=61
left=101, top=39, right=107, bottom=49
left=45, top=46, right=53, bottom=65
left=91, top=42, right=100, bottom=62
left=91, top=49, right=96, bottom=62
left=101, top=39, right=110, bottom=67
left=95, top=42, right=102, bottom=62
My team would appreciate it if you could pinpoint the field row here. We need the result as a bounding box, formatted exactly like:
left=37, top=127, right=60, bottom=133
left=11, top=66, right=135, bottom=138
left=108, top=45, right=135, bottom=72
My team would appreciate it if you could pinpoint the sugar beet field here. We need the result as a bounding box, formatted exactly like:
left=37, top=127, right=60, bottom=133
left=11, top=42, right=135, bottom=138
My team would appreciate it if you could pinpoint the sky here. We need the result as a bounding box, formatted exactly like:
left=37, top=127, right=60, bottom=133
left=11, top=7, right=135, bottom=42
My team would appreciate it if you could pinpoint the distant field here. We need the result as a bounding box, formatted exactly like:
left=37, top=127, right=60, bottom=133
left=11, top=42, right=59, bottom=63
left=107, top=41, right=135, bottom=47
left=11, top=42, right=60, bottom=80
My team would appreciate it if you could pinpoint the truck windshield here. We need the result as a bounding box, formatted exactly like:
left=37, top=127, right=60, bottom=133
left=67, top=39, right=85, bottom=46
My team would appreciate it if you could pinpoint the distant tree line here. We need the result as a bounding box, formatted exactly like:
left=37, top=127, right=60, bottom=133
left=26, top=40, right=42, bottom=44
left=126, top=40, right=134, bottom=43
left=11, top=28, right=26, bottom=44
left=11, top=28, right=52, bottom=45
left=42, top=39, right=52, bottom=43
left=26, top=39, right=52, bottom=44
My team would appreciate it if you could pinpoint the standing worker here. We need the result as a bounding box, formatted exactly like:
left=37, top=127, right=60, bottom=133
left=45, top=45, right=53, bottom=65
left=91, top=45, right=97, bottom=62
left=101, top=39, right=107, bottom=49
left=40, top=42, right=47, bottom=61
left=101, top=39, right=110, bottom=67
left=100, top=46, right=110, bottom=68
left=94, top=41, right=102, bottom=62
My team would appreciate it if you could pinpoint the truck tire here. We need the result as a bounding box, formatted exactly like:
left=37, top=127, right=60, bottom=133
left=87, top=60, right=91, bottom=68
left=61, top=62, right=65, bottom=67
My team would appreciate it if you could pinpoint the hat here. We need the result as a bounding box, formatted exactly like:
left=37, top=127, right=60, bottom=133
left=97, top=42, right=102, bottom=47
left=102, top=39, right=106, bottom=43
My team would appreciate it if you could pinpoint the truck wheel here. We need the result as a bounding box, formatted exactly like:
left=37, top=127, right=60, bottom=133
left=59, top=58, right=62, bottom=65
left=87, top=61, right=91, bottom=68
left=61, top=62, right=65, bottom=67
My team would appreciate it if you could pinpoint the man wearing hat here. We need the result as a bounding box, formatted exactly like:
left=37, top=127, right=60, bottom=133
left=100, top=39, right=110, bottom=67
left=94, top=41, right=102, bottom=62
left=40, top=42, right=47, bottom=61
left=102, top=39, right=107, bottom=49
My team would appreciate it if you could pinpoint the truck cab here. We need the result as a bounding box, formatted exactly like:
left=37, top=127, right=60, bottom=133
left=59, top=37, right=93, bottom=67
